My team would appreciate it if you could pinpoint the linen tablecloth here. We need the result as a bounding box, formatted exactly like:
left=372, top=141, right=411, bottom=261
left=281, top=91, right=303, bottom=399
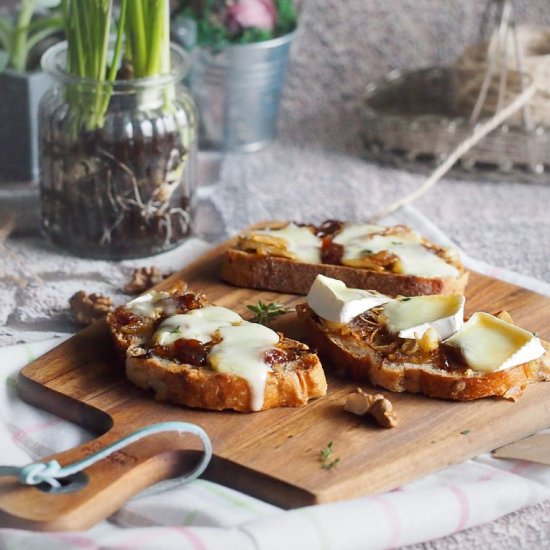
left=2, top=202, right=550, bottom=549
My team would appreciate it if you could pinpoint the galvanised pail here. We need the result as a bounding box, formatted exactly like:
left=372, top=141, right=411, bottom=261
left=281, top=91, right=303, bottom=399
left=189, top=31, right=296, bottom=152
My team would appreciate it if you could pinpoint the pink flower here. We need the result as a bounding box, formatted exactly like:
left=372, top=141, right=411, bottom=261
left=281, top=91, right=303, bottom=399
left=225, top=0, right=277, bottom=32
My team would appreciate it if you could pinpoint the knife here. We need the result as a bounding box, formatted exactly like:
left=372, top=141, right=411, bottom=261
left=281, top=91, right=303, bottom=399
left=492, top=434, right=550, bottom=466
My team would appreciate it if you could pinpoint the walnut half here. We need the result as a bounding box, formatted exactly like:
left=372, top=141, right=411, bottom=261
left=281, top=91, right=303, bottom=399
left=123, top=267, right=169, bottom=294
left=69, top=291, right=113, bottom=326
left=344, top=388, right=398, bottom=428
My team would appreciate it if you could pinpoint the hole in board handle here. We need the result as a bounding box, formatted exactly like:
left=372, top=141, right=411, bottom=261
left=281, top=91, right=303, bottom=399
left=36, top=471, right=89, bottom=494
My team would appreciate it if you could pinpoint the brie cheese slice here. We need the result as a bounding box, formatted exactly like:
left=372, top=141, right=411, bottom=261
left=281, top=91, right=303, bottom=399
left=332, top=223, right=385, bottom=247
left=334, top=224, right=459, bottom=278
left=388, top=242, right=460, bottom=278
left=252, top=223, right=322, bottom=264
left=153, top=307, right=280, bottom=411
left=153, top=306, right=242, bottom=345
left=443, top=312, right=545, bottom=373
left=335, top=228, right=421, bottom=264
left=380, top=294, right=465, bottom=340
left=209, top=321, right=280, bottom=411
left=306, top=274, right=393, bottom=323
left=126, top=290, right=172, bottom=317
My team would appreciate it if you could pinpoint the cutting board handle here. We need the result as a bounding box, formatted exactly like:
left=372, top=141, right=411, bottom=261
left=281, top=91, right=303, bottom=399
left=0, top=423, right=210, bottom=531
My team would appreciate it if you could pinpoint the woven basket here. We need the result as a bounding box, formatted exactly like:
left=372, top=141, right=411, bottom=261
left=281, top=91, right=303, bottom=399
left=361, top=67, right=550, bottom=181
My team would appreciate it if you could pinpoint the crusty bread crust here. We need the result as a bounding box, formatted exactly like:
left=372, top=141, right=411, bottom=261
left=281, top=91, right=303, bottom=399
left=297, top=304, right=550, bottom=401
left=222, top=249, right=469, bottom=297
left=126, top=338, right=327, bottom=412
left=107, top=285, right=327, bottom=412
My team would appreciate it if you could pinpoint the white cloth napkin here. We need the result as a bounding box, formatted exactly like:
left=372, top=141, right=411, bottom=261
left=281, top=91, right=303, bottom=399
left=1, top=210, right=550, bottom=550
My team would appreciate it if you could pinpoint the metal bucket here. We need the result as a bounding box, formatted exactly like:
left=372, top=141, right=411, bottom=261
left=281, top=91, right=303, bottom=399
left=0, top=69, right=51, bottom=182
left=188, top=31, right=296, bottom=152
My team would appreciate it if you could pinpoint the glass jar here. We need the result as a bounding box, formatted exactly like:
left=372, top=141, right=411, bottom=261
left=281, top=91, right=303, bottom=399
left=39, top=42, right=197, bottom=260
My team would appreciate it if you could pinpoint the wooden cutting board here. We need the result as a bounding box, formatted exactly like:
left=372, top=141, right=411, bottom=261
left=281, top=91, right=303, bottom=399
left=2, top=237, right=550, bottom=531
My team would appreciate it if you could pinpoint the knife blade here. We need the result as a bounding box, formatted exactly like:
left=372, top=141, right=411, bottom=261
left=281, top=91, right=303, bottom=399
left=492, top=434, right=550, bottom=466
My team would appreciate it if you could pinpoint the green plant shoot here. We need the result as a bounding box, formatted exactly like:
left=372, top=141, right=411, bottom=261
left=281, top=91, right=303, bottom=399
left=62, top=0, right=172, bottom=131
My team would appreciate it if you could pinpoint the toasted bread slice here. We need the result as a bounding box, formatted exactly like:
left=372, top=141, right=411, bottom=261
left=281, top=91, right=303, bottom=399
left=223, top=249, right=468, bottom=297
left=297, top=303, right=550, bottom=401
left=222, top=221, right=468, bottom=296
left=107, top=282, right=327, bottom=412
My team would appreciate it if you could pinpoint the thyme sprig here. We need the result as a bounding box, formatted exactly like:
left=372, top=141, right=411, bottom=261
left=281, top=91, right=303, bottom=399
left=320, top=441, right=340, bottom=470
left=247, top=301, right=294, bottom=325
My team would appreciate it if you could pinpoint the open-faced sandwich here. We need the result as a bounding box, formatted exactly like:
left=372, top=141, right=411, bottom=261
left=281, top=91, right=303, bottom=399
left=222, top=220, right=468, bottom=297
left=296, top=275, right=550, bottom=401
left=107, top=281, right=327, bottom=412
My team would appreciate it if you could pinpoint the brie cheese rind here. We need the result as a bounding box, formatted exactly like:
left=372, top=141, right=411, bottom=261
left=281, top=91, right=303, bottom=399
left=305, top=276, right=545, bottom=374
left=380, top=294, right=465, bottom=340
left=443, top=312, right=545, bottom=373
left=306, top=274, right=392, bottom=323
left=306, top=276, right=464, bottom=340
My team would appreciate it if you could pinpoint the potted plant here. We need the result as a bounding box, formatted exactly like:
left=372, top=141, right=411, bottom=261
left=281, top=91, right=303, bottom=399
left=172, top=0, right=298, bottom=151
left=0, top=0, right=63, bottom=181
left=39, top=0, right=197, bottom=260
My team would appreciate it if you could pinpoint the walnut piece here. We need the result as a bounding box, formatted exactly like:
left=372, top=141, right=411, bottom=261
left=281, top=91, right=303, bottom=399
left=69, top=291, right=113, bottom=326
left=344, top=387, right=398, bottom=428
left=123, top=267, right=169, bottom=294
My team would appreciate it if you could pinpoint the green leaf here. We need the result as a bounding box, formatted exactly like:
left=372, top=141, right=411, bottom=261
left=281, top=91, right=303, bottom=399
left=37, top=0, right=62, bottom=8
left=320, top=440, right=339, bottom=470
left=25, top=15, right=64, bottom=34
left=182, top=0, right=298, bottom=46
left=107, top=0, right=127, bottom=81
left=235, top=28, right=272, bottom=45
left=0, top=33, right=9, bottom=54
left=0, top=17, right=13, bottom=53
left=25, top=24, right=62, bottom=53
left=274, top=0, right=298, bottom=35
left=10, top=0, right=37, bottom=71
left=126, top=0, right=147, bottom=76
left=0, top=50, right=8, bottom=73
left=0, top=16, right=13, bottom=35
left=60, top=0, right=171, bottom=129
